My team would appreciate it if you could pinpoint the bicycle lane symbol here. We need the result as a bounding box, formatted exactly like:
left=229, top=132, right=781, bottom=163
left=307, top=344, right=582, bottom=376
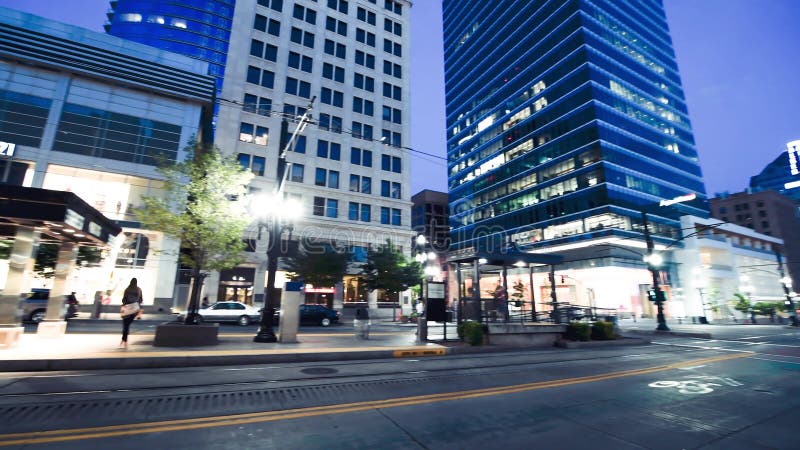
left=649, top=376, right=743, bottom=395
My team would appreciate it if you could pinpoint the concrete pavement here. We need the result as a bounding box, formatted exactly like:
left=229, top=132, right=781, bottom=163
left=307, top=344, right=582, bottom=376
left=3, top=314, right=785, bottom=373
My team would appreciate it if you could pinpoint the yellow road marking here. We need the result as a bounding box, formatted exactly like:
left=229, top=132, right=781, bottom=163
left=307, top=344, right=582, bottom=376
left=0, top=352, right=748, bottom=446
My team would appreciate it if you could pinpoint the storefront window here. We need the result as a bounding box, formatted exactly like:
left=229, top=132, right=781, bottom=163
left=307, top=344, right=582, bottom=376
left=115, top=232, right=149, bottom=267
left=344, top=276, right=368, bottom=303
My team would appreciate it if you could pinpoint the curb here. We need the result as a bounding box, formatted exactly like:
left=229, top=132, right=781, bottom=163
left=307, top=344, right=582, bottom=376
left=1, top=348, right=437, bottom=372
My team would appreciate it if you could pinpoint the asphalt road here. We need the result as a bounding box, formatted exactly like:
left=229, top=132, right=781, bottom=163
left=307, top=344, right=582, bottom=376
left=0, top=325, right=798, bottom=449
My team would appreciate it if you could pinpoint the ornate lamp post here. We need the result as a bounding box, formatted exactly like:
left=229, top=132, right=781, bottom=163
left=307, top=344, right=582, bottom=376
left=251, top=194, right=301, bottom=342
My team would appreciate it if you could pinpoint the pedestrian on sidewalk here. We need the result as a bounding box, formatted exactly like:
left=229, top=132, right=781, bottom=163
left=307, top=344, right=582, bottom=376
left=119, top=278, right=144, bottom=349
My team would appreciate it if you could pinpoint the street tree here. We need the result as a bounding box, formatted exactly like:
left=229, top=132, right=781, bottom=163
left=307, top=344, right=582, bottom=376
left=136, top=142, right=253, bottom=324
left=284, top=240, right=350, bottom=306
left=360, top=240, right=422, bottom=299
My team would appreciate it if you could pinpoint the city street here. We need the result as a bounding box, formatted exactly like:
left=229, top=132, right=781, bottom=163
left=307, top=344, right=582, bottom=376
left=0, top=324, right=798, bottom=449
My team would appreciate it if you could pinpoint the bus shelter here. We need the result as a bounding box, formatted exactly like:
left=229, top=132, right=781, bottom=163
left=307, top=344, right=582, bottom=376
left=448, top=249, right=564, bottom=325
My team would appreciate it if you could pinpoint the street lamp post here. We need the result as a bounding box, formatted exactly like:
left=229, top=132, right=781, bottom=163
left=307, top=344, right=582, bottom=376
left=252, top=195, right=301, bottom=342
left=642, top=211, right=669, bottom=331
left=414, top=234, right=430, bottom=343
left=252, top=97, right=314, bottom=343
left=773, top=246, right=798, bottom=326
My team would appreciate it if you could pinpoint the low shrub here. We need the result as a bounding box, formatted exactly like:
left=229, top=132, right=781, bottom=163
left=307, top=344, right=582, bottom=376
left=591, top=320, right=616, bottom=340
left=462, top=320, right=484, bottom=346
left=564, top=322, right=590, bottom=341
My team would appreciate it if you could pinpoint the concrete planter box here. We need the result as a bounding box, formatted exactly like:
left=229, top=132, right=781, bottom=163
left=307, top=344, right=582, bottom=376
left=486, top=323, right=566, bottom=347
left=153, top=322, right=219, bottom=347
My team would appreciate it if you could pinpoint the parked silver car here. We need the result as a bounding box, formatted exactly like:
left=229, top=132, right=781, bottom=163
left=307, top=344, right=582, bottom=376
left=177, top=301, right=261, bottom=326
left=21, top=289, right=75, bottom=323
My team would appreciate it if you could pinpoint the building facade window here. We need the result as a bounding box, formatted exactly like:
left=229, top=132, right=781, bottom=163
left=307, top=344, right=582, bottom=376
left=357, top=6, right=376, bottom=25
left=327, top=0, right=349, bottom=14
left=292, top=4, right=316, bottom=24
left=355, top=50, right=375, bottom=69
left=381, top=155, right=401, bottom=173
left=352, top=121, right=373, bottom=140
left=313, top=196, right=337, bottom=217
left=254, top=15, right=281, bottom=36
left=290, top=163, right=304, bottom=182
left=353, top=97, right=374, bottom=116
left=288, top=52, right=313, bottom=72
left=290, top=27, right=315, bottom=48
left=54, top=102, right=181, bottom=165
left=326, top=16, right=348, bottom=36
left=348, top=202, right=371, bottom=222
left=322, top=63, right=345, bottom=82
left=354, top=73, right=375, bottom=92
left=247, top=66, right=275, bottom=88
left=356, top=28, right=375, bottom=46
left=317, top=139, right=341, bottom=160
left=285, top=77, right=311, bottom=98
left=321, top=87, right=344, bottom=107
left=324, top=39, right=346, bottom=59
left=258, top=0, right=283, bottom=12
left=350, top=148, right=372, bottom=167
left=250, top=39, right=278, bottom=61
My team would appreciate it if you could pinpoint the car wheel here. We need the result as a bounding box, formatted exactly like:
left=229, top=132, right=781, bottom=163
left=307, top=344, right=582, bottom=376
left=195, top=315, right=204, bottom=324
left=237, top=315, right=251, bottom=326
left=321, top=317, right=331, bottom=327
left=30, top=310, right=46, bottom=324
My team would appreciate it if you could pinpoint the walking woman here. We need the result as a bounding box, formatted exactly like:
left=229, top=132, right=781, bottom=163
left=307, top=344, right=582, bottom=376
left=120, top=278, right=143, bottom=349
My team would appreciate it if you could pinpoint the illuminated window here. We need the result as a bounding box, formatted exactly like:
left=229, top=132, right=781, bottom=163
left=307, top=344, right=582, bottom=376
left=120, top=13, right=142, bottom=22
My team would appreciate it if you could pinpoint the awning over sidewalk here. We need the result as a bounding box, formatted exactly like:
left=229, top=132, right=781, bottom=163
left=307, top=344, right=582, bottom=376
left=0, top=185, right=121, bottom=246
left=447, top=249, right=563, bottom=267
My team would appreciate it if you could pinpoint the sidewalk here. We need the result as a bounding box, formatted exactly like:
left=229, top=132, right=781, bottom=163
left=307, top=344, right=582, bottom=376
left=0, top=327, right=452, bottom=372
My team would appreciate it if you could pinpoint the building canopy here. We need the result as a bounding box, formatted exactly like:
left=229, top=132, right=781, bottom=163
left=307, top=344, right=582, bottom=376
left=0, top=185, right=122, bottom=246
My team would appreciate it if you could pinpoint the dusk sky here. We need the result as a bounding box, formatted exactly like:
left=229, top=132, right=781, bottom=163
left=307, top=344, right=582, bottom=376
left=2, top=0, right=798, bottom=198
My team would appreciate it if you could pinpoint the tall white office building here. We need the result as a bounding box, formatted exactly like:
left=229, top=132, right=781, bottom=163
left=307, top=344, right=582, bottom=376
left=211, top=0, right=414, bottom=311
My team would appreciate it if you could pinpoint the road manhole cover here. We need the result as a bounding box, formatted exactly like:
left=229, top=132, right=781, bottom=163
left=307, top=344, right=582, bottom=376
left=300, top=367, right=339, bottom=375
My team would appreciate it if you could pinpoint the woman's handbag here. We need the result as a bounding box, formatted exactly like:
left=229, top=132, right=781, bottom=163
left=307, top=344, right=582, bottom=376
left=120, top=302, right=140, bottom=317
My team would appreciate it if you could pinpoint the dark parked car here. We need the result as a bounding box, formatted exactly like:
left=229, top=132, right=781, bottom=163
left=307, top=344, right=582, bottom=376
left=22, top=288, right=78, bottom=323
left=273, top=304, right=341, bottom=327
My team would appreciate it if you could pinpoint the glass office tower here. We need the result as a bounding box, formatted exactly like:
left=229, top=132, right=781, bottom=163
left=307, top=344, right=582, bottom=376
left=105, top=0, right=235, bottom=98
left=444, top=0, right=709, bottom=313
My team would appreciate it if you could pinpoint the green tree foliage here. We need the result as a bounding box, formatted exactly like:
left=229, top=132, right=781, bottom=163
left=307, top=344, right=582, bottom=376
left=285, top=240, right=350, bottom=287
left=135, top=142, right=253, bottom=275
left=360, top=239, right=422, bottom=296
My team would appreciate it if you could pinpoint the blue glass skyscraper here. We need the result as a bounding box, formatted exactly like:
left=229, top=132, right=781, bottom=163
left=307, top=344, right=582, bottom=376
left=445, top=0, right=707, bottom=253
left=105, top=0, right=235, bottom=98
left=444, top=0, right=710, bottom=314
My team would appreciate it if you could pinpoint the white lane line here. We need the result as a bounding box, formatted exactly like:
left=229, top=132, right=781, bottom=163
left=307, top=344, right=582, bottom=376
left=406, top=371, right=428, bottom=374
left=750, top=356, right=800, bottom=365
left=677, top=365, right=707, bottom=370
left=223, top=366, right=282, bottom=371
left=738, top=335, right=769, bottom=340
left=744, top=342, right=767, bottom=345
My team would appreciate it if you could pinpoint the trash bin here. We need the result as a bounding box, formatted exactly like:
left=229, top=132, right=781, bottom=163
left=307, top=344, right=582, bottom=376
left=354, top=308, right=370, bottom=339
